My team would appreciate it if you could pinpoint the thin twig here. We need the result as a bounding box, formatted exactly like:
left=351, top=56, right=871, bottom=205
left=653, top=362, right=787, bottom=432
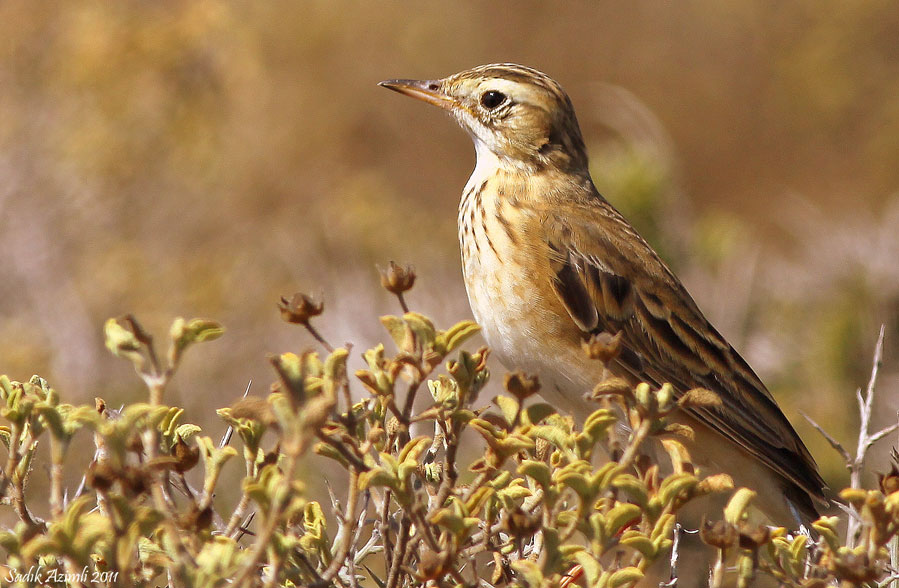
left=305, top=322, right=335, bottom=353
left=396, top=292, right=410, bottom=314
left=316, top=432, right=370, bottom=472
left=234, top=511, right=256, bottom=542
left=801, top=411, right=851, bottom=462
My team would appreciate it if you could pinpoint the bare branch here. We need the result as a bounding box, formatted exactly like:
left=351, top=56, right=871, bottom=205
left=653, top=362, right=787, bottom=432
left=801, top=411, right=851, bottom=462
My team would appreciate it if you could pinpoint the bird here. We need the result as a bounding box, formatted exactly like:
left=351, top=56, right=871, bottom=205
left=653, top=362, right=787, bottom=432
left=379, top=63, right=826, bottom=525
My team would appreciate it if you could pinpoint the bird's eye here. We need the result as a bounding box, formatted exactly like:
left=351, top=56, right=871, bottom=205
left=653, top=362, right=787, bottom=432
left=480, top=90, right=506, bottom=110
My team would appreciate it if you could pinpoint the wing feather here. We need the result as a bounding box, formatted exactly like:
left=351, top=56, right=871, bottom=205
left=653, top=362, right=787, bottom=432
left=544, top=201, right=826, bottom=506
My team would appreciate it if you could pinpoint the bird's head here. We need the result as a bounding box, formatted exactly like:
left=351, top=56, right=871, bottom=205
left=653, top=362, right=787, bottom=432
left=380, top=63, right=588, bottom=173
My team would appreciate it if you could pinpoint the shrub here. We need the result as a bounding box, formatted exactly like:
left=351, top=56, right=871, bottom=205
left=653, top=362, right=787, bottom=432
left=0, top=270, right=897, bottom=587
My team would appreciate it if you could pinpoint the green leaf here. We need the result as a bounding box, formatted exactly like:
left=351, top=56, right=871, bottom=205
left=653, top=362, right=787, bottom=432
left=379, top=315, right=408, bottom=350
left=608, top=566, right=643, bottom=588
left=34, top=404, right=67, bottom=440
left=576, top=409, right=617, bottom=454
left=650, top=513, right=676, bottom=543
left=398, top=435, right=431, bottom=465
left=573, top=551, right=603, bottom=586
left=558, top=470, right=592, bottom=500
left=430, top=499, right=479, bottom=540
left=495, top=395, right=519, bottom=426
left=358, top=466, right=397, bottom=492
left=518, top=460, right=552, bottom=489
left=605, top=503, right=642, bottom=537
left=170, top=317, right=225, bottom=345
left=529, top=423, right=574, bottom=453
left=724, top=488, right=756, bottom=524
left=403, top=312, right=437, bottom=349
left=788, top=533, right=808, bottom=562
left=658, top=472, right=699, bottom=506
left=104, top=318, right=143, bottom=367
left=175, top=423, right=202, bottom=441
left=621, top=531, right=656, bottom=558
left=442, top=320, right=480, bottom=353
left=323, top=347, right=349, bottom=380
left=522, top=402, right=556, bottom=425
left=314, top=442, right=348, bottom=467
left=510, top=560, right=544, bottom=587
left=611, top=474, right=648, bottom=507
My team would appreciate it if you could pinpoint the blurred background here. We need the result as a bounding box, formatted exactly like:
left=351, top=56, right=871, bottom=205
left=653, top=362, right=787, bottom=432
left=1, top=0, right=898, bottom=503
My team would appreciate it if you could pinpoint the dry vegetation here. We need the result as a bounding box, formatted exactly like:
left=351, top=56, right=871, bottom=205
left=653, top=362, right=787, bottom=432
left=1, top=2, right=898, bottom=494
left=0, top=273, right=898, bottom=587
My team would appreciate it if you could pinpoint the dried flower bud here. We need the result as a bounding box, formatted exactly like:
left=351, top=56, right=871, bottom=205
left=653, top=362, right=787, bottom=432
left=700, top=518, right=737, bottom=549
left=178, top=504, right=214, bottom=533
left=737, top=523, right=771, bottom=549
left=126, top=431, right=144, bottom=454
left=121, top=465, right=153, bottom=498
left=379, top=261, right=416, bottom=294
left=504, top=371, right=540, bottom=400
left=503, top=506, right=541, bottom=537
left=172, top=438, right=200, bottom=473
left=86, top=461, right=117, bottom=492
left=417, top=546, right=451, bottom=581
left=581, top=331, right=622, bottom=362
left=278, top=292, right=324, bottom=325
left=261, top=449, right=280, bottom=467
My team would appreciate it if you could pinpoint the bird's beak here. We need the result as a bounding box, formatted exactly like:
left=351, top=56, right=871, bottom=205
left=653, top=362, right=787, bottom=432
left=378, top=78, right=455, bottom=111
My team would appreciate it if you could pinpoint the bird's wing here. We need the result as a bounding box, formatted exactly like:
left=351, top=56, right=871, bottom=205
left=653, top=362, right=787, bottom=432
left=544, top=198, right=826, bottom=504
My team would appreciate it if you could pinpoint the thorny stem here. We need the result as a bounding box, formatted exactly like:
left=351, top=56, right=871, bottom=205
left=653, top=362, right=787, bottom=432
left=847, top=326, right=888, bottom=548
left=852, top=325, right=885, bottom=490
left=226, top=457, right=255, bottom=537
left=434, top=424, right=460, bottom=508
left=617, top=416, right=653, bottom=472
left=6, top=421, right=44, bottom=531
left=411, top=504, right=440, bottom=551
left=346, top=492, right=370, bottom=588
left=321, top=469, right=361, bottom=583
left=339, top=372, right=356, bottom=432
left=232, top=444, right=306, bottom=587
left=140, top=365, right=196, bottom=585
left=385, top=515, right=413, bottom=588
left=48, top=438, right=64, bottom=519
left=710, top=548, right=727, bottom=588
left=659, top=523, right=686, bottom=588
left=379, top=489, right=395, bottom=560
left=224, top=385, right=255, bottom=538
left=401, top=379, right=421, bottom=425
